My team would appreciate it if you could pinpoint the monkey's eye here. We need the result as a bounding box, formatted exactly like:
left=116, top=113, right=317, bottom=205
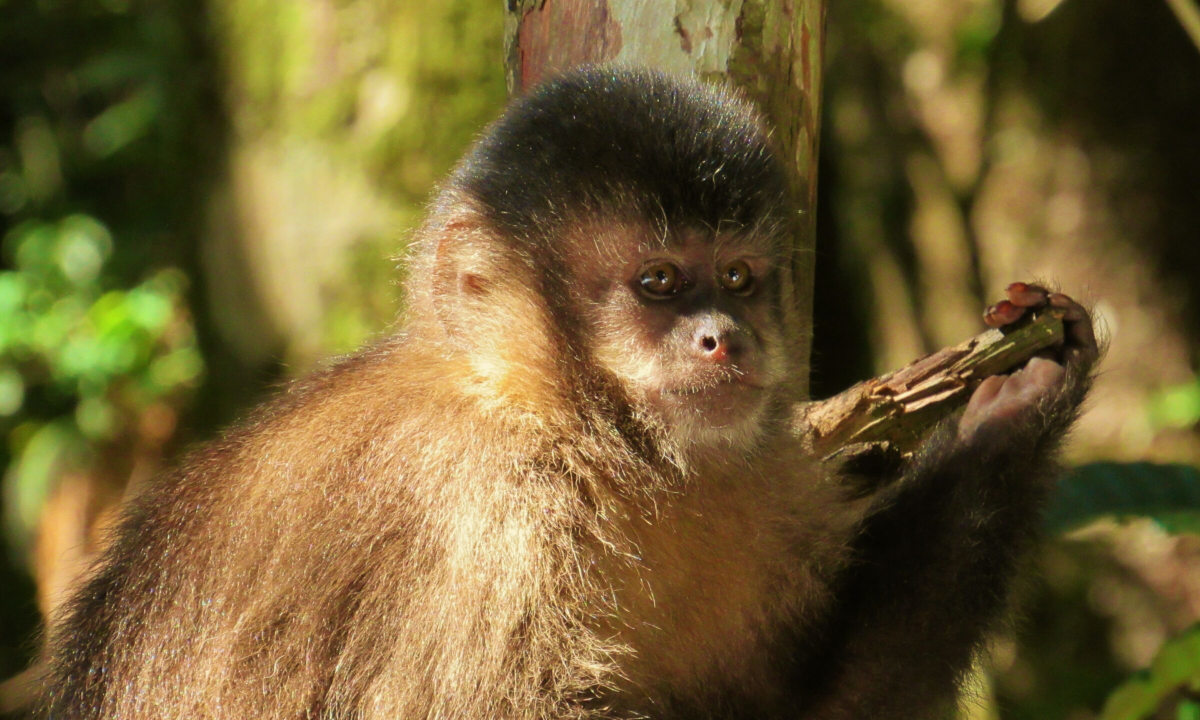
left=638, top=262, right=688, bottom=298
left=718, top=260, right=754, bottom=294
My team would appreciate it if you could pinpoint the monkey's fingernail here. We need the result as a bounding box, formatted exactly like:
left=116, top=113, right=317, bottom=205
left=1047, top=293, right=1087, bottom=321
left=1006, top=283, right=1047, bottom=308
left=984, top=300, right=1024, bottom=327
left=1046, top=294, right=1098, bottom=356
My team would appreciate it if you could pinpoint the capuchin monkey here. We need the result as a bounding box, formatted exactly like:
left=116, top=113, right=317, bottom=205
left=36, top=67, right=1098, bottom=719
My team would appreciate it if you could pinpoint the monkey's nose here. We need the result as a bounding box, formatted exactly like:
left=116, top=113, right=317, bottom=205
left=695, top=330, right=740, bottom=363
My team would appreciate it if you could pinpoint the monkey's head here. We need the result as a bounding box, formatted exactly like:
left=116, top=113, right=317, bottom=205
left=412, top=67, right=803, bottom=453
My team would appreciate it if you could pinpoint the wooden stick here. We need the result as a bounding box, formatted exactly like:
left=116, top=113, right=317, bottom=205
left=796, top=309, right=1066, bottom=462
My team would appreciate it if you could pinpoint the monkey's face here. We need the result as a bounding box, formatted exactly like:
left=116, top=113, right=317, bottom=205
left=574, top=226, right=789, bottom=450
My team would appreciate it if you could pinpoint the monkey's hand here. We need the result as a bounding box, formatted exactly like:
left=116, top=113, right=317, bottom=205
left=957, top=282, right=1099, bottom=443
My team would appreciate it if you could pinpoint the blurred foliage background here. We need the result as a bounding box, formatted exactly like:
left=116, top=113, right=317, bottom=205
left=0, top=0, right=1198, bottom=718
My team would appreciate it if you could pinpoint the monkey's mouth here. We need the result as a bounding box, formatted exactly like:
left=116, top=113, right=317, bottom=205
left=662, top=377, right=762, bottom=396
left=661, top=366, right=764, bottom=395
left=656, top=375, right=766, bottom=418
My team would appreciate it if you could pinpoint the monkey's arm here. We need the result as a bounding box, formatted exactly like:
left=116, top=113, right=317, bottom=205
left=793, top=286, right=1098, bottom=720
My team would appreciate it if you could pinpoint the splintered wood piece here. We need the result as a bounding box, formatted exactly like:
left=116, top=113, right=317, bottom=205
left=797, top=309, right=1066, bottom=462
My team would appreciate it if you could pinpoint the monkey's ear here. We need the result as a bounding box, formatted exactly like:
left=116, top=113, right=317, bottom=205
left=431, top=220, right=490, bottom=344
left=432, top=219, right=492, bottom=295
left=428, top=216, right=531, bottom=348
left=424, top=215, right=561, bottom=408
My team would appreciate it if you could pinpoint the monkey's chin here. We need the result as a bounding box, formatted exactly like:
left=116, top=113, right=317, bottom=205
left=652, top=382, right=770, bottom=450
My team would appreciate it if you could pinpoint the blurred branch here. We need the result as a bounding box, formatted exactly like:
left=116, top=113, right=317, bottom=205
left=1165, top=0, right=1200, bottom=52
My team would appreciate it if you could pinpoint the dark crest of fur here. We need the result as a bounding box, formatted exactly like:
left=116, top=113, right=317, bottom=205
left=454, top=67, right=793, bottom=242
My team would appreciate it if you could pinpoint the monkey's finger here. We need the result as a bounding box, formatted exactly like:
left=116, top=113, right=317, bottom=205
left=1046, top=293, right=1089, bottom=324
left=983, top=300, right=1027, bottom=328
left=1004, top=282, right=1050, bottom=308
left=985, top=282, right=1055, bottom=328
left=1047, top=292, right=1099, bottom=365
left=970, top=374, right=1006, bottom=406
left=959, top=374, right=1007, bottom=440
left=1012, top=356, right=1066, bottom=393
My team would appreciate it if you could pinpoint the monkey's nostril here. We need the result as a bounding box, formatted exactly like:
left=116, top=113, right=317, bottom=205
left=698, top=334, right=731, bottom=363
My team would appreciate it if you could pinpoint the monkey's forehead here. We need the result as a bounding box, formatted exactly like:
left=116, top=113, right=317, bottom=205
left=449, top=66, right=795, bottom=243
left=575, top=218, right=788, bottom=256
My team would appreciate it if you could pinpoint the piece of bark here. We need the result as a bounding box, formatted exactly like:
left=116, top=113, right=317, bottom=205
left=796, top=309, right=1066, bottom=463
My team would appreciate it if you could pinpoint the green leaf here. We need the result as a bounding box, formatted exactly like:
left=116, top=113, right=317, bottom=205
left=1099, top=624, right=1200, bottom=720
left=75, top=395, right=118, bottom=440
left=0, top=366, right=24, bottom=416
left=147, top=347, right=203, bottom=393
left=11, top=220, right=58, bottom=273
left=1148, top=379, right=1200, bottom=431
left=55, top=214, right=113, bottom=286
left=83, top=87, right=163, bottom=158
left=1047, top=463, right=1200, bottom=534
left=124, top=285, right=173, bottom=332
left=1, top=420, right=87, bottom=555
